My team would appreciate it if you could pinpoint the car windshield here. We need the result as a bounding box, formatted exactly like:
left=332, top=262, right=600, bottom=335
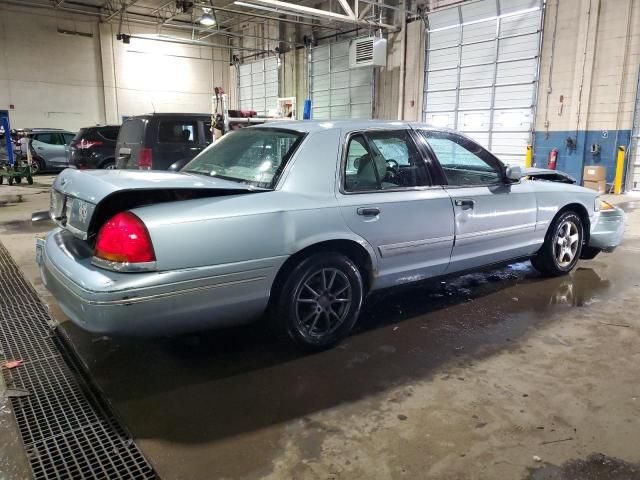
left=181, top=128, right=304, bottom=189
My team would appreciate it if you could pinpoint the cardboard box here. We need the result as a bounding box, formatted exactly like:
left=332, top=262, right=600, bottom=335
left=583, top=179, right=607, bottom=194
left=583, top=165, right=607, bottom=181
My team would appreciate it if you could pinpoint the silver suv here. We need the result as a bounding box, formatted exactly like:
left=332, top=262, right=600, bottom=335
left=22, top=128, right=76, bottom=173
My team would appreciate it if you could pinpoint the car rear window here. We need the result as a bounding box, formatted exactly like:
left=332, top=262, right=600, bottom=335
left=181, top=128, right=304, bottom=189
left=158, top=120, right=199, bottom=143
left=73, top=129, right=89, bottom=142
left=119, top=118, right=146, bottom=144
left=99, top=126, right=120, bottom=141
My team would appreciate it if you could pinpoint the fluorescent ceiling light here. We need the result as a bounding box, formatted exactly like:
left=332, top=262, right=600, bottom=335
left=200, top=7, right=216, bottom=26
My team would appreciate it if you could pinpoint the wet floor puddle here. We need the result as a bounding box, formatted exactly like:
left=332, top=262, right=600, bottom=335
left=0, top=219, right=54, bottom=234
left=527, top=453, right=640, bottom=480
left=0, top=195, right=24, bottom=207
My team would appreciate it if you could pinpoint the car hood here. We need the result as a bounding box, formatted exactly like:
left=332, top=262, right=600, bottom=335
left=522, top=167, right=576, bottom=184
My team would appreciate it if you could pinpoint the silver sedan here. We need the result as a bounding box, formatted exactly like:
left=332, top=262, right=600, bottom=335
left=36, top=121, right=625, bottom=349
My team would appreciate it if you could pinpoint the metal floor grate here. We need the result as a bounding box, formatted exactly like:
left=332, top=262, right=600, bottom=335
left=0, top=241, right=157, bottom=480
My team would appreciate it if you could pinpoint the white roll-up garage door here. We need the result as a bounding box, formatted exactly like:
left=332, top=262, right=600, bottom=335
left=239, top=57, right=279, bottom=116
left=423, top=0, right=543, bottom=166
left=310, top=39, right=374, bottom=120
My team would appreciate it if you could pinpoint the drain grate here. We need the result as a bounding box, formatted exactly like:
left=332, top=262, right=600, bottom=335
left=0, top=241, right=157, bottom=480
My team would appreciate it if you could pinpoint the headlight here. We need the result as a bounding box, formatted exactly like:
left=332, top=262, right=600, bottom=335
left=595, top=198, right=614, bottom=212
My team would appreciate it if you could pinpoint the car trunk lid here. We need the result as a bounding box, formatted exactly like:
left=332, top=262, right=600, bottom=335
left=49, top=168, right=263, bottom=240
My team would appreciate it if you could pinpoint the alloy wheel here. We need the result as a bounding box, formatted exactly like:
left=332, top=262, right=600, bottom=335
left=554, top=220, right=580, bottom=267
left=295, top=268, right=353, bottom=338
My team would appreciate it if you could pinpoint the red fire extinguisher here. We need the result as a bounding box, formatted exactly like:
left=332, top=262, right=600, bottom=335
left=548, top=148, right=558, bottom=170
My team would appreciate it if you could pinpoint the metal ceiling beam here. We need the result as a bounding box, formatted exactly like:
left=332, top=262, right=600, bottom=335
left=149, top=0, right=173, bottom=15
left=130, top=33, right=270, bottom=52
left=337, top=0, right=355, bottom=18
left=192, top=2, right=341, bottom=30
left=239, top=0, right=399, bottom=29
left=104, top=0, right=143, bottom=22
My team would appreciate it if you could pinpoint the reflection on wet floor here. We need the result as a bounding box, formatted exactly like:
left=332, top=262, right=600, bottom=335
left=0, top=195, right=24, bottom=207
left=57, top=249, right=637, bottom=478
left=0, top=219, right=54, bottom=234
left=528, top=453, right=640, bottom=480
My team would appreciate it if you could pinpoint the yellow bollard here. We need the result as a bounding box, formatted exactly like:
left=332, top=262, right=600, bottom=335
left=525, top=145, right=533, bottom=168
left=614, top=146, right=625, bottom=194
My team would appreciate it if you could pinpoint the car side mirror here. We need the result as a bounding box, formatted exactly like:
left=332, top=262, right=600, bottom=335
left=505, top=165, right=523, bottom=182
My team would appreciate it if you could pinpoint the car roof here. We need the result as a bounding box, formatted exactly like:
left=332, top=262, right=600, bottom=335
left=252, top=119, right=441, bottom=133
left=26, top=128, right=75, bottom=133
left=128, top=113, right=210, bottom=119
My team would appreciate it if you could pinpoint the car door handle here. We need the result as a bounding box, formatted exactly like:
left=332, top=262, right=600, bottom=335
left=357, top=207, right=380, bottom=216
left=455, top=199, right=475, bottom=210
left=36, top=147, right=43, bottom=150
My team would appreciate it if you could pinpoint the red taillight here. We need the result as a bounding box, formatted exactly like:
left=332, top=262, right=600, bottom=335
left=78, top=139, right=103, bottom=149
left=94, top=212, right=155, bottom=264
left=138, top=148, right=153, bottom=170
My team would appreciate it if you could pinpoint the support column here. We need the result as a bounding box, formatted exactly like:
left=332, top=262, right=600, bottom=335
left=98, top=22, right=119, bottom=124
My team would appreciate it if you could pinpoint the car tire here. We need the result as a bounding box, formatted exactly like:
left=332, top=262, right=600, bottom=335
left=30, top=158, right=43, bottom=175
left=273, top=252, right=364, bottom=350
left=531, top=211, right=584, bottom=277
left=101, top=161, right=116, bottom=170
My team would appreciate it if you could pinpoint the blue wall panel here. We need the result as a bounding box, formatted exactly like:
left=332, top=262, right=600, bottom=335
left=533, top=130, right=631, bottom=184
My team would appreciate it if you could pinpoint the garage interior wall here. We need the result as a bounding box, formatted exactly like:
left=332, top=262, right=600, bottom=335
left=534, top=0, right=640, bottom=185
left=0, top=4, right=230, bottom=130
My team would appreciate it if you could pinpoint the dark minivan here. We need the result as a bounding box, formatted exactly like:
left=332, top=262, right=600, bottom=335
left=115, top=113, right=212, bottom=170
left=69, top=125, right=121, bottom=170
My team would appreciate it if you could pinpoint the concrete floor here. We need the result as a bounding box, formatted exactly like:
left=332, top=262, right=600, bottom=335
left=1, top=175, right=640, bottom=480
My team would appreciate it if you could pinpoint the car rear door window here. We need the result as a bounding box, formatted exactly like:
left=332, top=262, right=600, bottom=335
left=34, top=133, right=64, bottom=145
left=420, top=131, right=502, bottom=186
left=63, top=133, right=74, bottom=144
left=158, top=120, right=199, bottom=143
left=343, top=130, right=430, bottom=192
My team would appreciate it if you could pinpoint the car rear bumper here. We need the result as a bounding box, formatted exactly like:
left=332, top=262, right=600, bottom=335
left=588, top=207, right=625, bottom=252
left=36, top=229, right=285, bottom=335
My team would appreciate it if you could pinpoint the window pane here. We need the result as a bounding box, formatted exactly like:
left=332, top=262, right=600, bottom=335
left=422, top=132, right=501, bottom=186
left=158, top=121, right=198, bottom=143
left=63, top=133, right=75, bottom=144
left=120, top=118, right=145, bottom=144
left=344, top=135, right=378, bottom=191
left=35, top=133, right=63, bottom=145
left=182, top=128, right=303, bottom=189
left=367, top=130, right=430, bottom=189
left=203, top=122, right=213, bottom=143
left=100, top=127, right=120, bottom=141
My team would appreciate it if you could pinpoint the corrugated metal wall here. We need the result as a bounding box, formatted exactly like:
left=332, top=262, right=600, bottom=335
left=310, top=39, right=374, bottom=120
left=423, top=0, right=544, bottom=165
left=238, top=57, right=280, bottom=115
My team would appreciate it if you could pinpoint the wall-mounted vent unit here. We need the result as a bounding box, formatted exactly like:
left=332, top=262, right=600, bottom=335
left=349, top=37, right=387, bottom=68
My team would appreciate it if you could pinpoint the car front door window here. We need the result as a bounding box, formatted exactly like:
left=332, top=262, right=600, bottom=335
left=421, top=132, right=502, bottom=186
left=343, top=130, right=430, bottom=192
